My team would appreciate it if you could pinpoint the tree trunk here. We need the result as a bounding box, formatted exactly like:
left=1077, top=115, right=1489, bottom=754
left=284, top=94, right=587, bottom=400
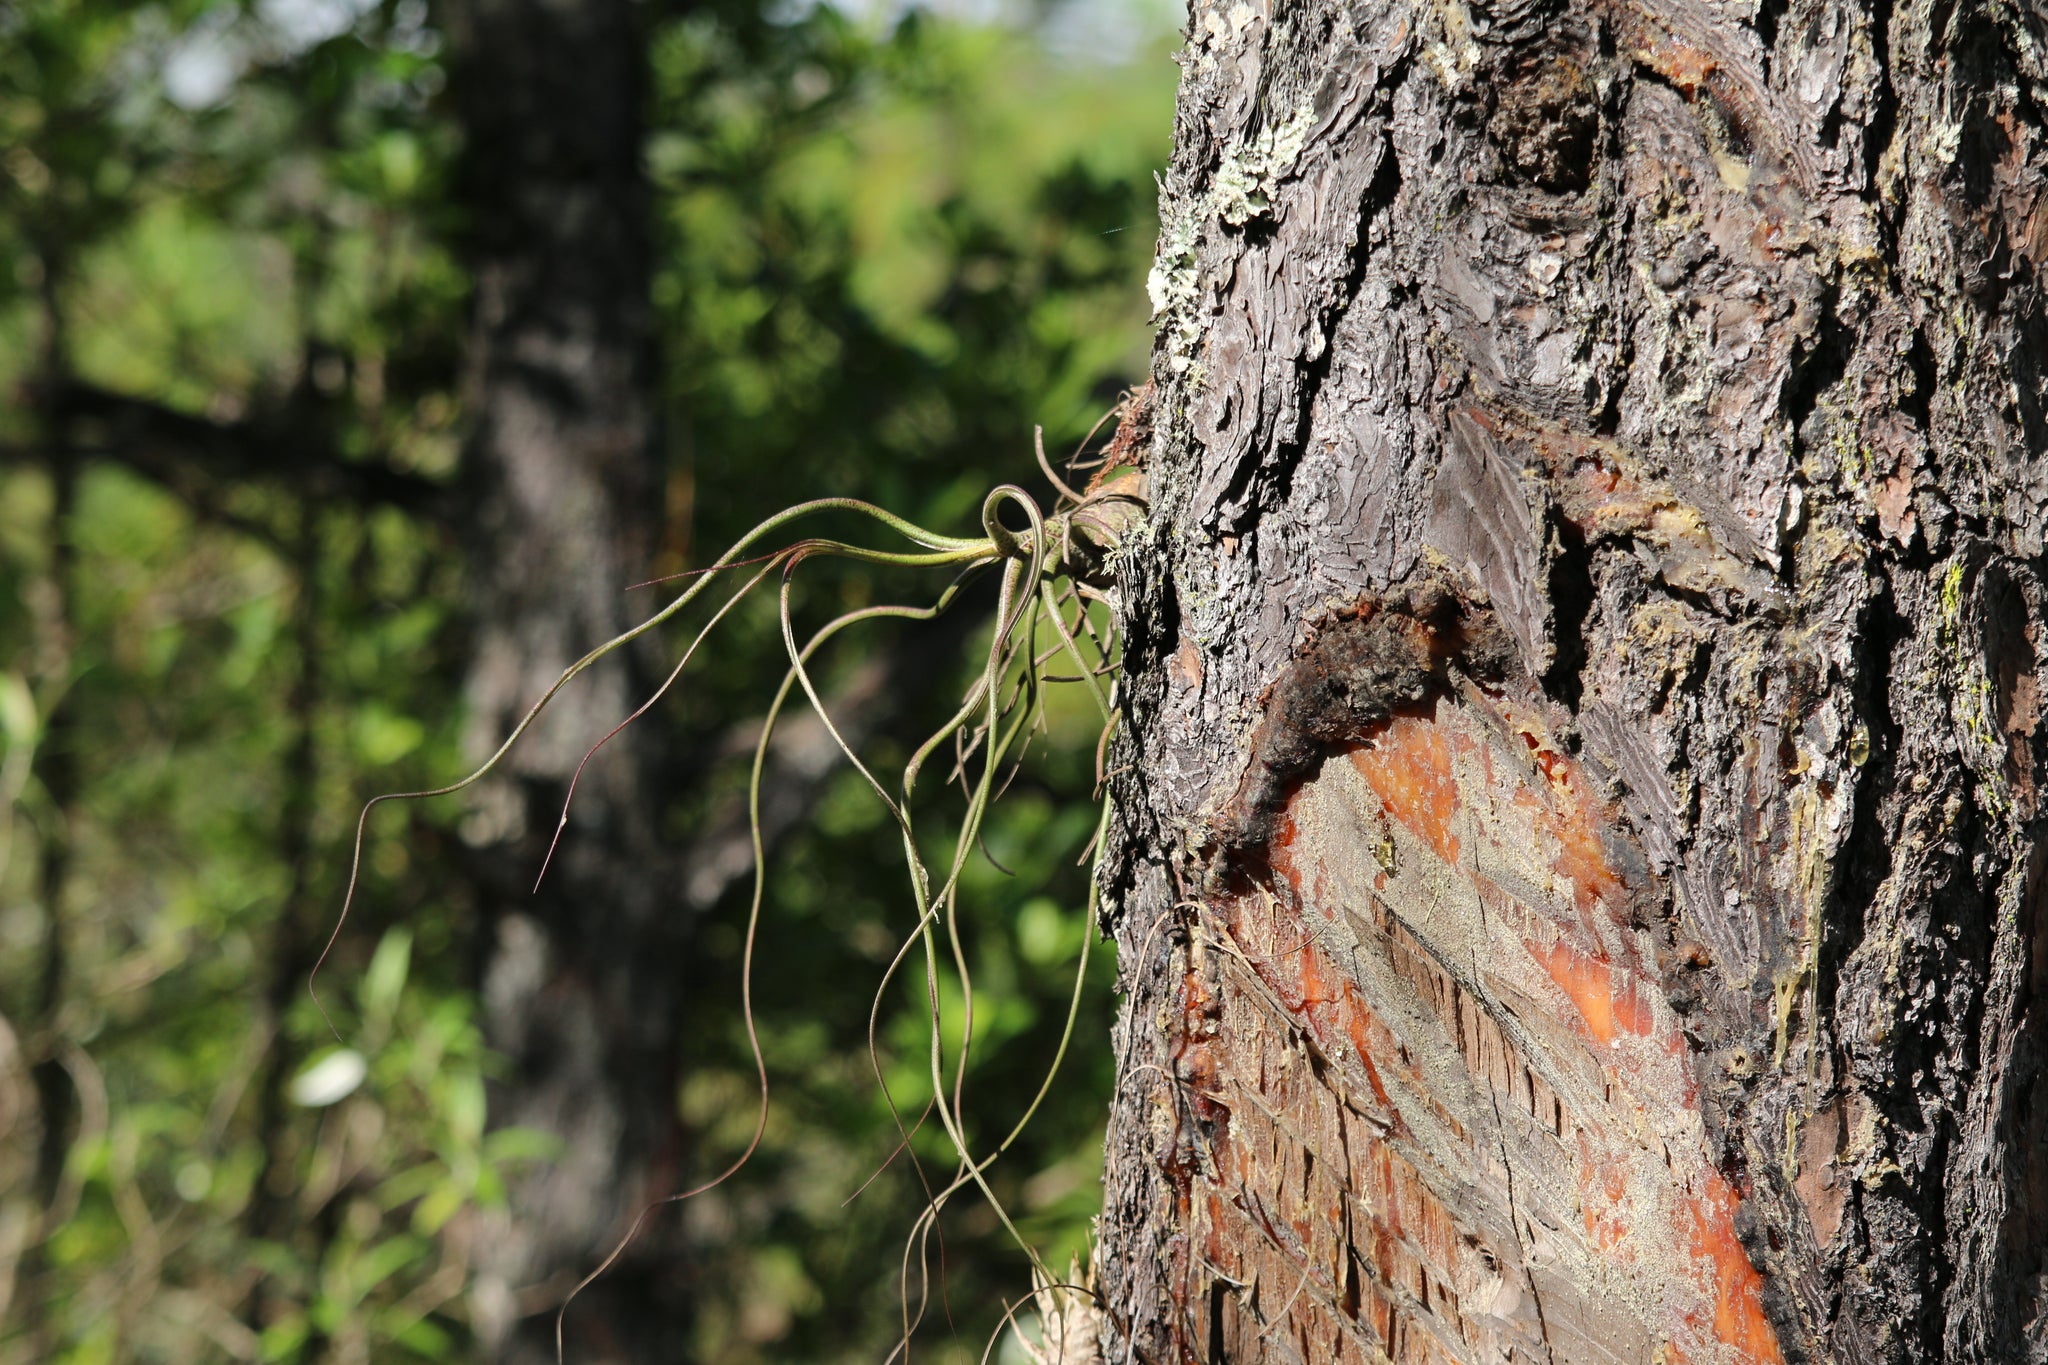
left=1099, top=1, right=2048, bottom=1361
left=441, top=1, right=682, bottom=1359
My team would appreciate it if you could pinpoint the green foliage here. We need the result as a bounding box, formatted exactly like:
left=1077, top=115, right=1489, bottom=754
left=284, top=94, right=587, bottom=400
left=0, top=2, right=1177, bottom=1362
left=631, top=19, right=1172, bottom=1359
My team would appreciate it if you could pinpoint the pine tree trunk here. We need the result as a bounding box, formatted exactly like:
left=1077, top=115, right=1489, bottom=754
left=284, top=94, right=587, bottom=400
left=1099, top=0, right=2048, bottom=1361
left=441, top=1, right=684, bottom=1359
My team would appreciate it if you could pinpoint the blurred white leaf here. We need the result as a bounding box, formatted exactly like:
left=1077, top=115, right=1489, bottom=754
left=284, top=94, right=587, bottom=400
left=290, top=1048, right=367, bottom=1107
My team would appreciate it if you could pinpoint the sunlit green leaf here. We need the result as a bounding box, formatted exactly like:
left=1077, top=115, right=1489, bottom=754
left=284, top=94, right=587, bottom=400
left=360, top=925, right=413, bottom=1026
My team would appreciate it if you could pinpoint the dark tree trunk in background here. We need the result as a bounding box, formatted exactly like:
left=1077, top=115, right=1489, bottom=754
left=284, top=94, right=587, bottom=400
left=1100, top=0, right=2048, bottom=1360
left=442, top=1, right=683, bottom=1360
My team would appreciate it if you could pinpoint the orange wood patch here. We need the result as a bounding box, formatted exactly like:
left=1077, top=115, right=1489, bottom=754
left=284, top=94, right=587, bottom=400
left=1538, top=937, right=1653, bottom=1047
left=1688, top=1174, right=1784, bottom=1361
left=1350, top=717, right=1462, bottom=865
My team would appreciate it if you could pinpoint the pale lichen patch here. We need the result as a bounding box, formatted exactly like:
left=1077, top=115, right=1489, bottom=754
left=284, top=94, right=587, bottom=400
left=1147, top=98, right=1318, bottom=378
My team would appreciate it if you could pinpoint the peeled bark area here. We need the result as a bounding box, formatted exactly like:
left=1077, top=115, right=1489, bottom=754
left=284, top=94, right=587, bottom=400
left=1098, top=0, right=2048, bottom=1361
left=1178, top=700, right=1777, bottom=1363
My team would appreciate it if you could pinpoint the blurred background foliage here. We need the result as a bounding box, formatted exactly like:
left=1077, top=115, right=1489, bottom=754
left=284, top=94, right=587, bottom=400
left=0, top=0, right=1178, bottom=1360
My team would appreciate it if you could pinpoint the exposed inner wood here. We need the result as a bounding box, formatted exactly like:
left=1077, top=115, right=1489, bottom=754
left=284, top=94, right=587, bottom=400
left=1177, top=695, right=1780, bottom=1364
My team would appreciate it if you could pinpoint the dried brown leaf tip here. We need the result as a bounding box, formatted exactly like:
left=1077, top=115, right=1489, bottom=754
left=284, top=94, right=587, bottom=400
left=1086, top=380, right=1153, bottom=496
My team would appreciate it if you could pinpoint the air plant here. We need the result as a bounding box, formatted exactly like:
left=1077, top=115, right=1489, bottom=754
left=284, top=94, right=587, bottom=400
left=316, top=409, right=1149, bottom=1359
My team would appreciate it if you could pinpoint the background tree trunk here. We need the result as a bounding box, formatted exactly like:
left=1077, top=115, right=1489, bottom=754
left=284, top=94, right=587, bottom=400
left=1100, top=0, right=2048, bottom=1361
left=441, top=1, right=683, bottom=1359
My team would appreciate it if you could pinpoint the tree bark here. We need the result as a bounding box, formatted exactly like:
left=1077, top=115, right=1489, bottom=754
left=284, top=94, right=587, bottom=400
left=441, top=1, right=683, bottom=1360
left=1099, top=1, right=2048, bottom=1361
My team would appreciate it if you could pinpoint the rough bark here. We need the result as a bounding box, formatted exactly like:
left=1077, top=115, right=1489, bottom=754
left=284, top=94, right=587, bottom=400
left=440, top=1, right=683, bottom=1359
left=1099, top=0, right=2048, bottom=1361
